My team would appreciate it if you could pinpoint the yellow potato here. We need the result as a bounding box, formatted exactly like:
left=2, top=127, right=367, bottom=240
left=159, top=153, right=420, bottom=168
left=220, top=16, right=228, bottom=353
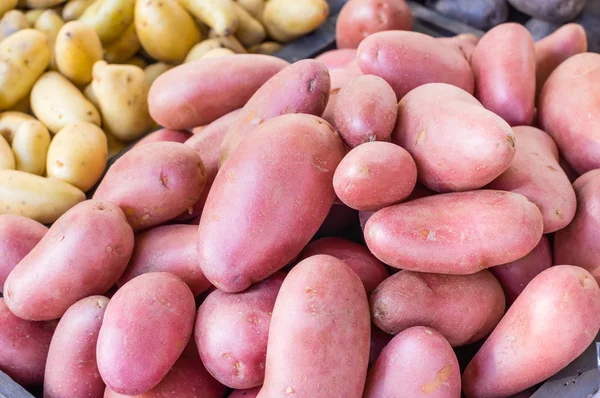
left=0, top=112, right=34, bottom=143
left=179, top=0, right=238, bottom=37
left=0, top=135, right=14, bottom=170
left=235, top=0, right=264, bottom=20
left=25, top=0, right=66, bottom=9
left=201, top=47, right=235, bottom=58
left=248, top=40, right=282, bottom=55
left=0, top=169, right=85, bottom=223
left=262, top=0, right=329, bottom=42
left=0, top=30, right=51, bottom=111
left=0, top=10, right=29, bottom=42
left=92, top=61, right=153, bottom=142
left=106, top=130, right=125, bottom=158
left=55, top=20, right=103, bottom=85
left=11, top=120, right=50, bottom=175
left=34, top=10, right=64, bottom=70
left=82, top=82, right=99, bottom=108
left=46, top=122, right=107, bottom=191
left=78, top=0, right=134, bottom=44
left=103, top=22, right=139, bottom=63
left=125, top=55, right=147, bottom=68
left=62, top=0, right=94, bottom=21
left=0, top=0, right=16, bottom=19
left=135, top=0, right=201, bottom=63
left=184, top=36, right=245, bottom=62
left=232, top=1, right=264, bottom=47
left=25, top=9, right=44, bottom=25
left=143, top=62, right=173, bottom=85
left=30, top=71, right=101, bottom=134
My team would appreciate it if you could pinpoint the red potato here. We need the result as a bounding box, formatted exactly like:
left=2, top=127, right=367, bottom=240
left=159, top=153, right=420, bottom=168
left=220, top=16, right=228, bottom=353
left=149, top=55, right=289, bottom=129
left=333, top=142, right=417, bottom=211
left=93, top=142, right=206, bottom=232
left=356, top=31, right=474, bottom=99
left=133, top=128, right=192, bottom=148
left=393, top=83, right=515, bottom=192
left=258, top=255, right=370, bottom=398
left=535, top=23, right=588, bottom=94
left=97, top=273, right=196, bottom=395
left=195, top=273, right=285, bottom=389
left=0, top=215, right=47, bottom=293
left=487, top=126, right=576, bottom=233
left=298, top=237, right=389, bottom=294
left=333, top=75, right=397, bottom=147
left=336, top=0, right=413, bottom=49
left=364, top=327, right=461, bottom=398
left=229, top=387, right=261, bottom=398
left=4, top=200, right=133, bottom=321
left=369, top=325, right=393, bottom=366
left=118, top=225, right=212, bottom=296
left=471, top=23, right=536, bottom=126
left=437, top=33, right=480, bottom=62
left=219, top=60, right=330, bottom=166
left=365, top=190, right=544, bottom=274
left=490, top=236, right=552, bottom=305
left=462, top=265, right=600, bottom=397
left=44, top=296, right=109, bottom=398
left=198, top=114, right=345, bottom=293
left=0, top=298, right=55, bottom=386
left=370, top=270, right=505, bottom=346
left=321, top=63, right=363, bottom=126
left=314, top=49, right=356, bottom=70
left=539, top=53, right=600, bottom=174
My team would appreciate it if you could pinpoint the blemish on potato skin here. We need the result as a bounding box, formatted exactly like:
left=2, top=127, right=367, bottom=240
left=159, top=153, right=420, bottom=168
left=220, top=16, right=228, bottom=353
left=580, top=275, right=589, bottom=288
left=506, top=134, right=515, bottom=148
left=285, top=386, right=295, bottom=394
left=422, top=363, right=452, bottom=394
left=415, top=129, right=426, bottom=145
left=308, top=78, right=316, bottom=93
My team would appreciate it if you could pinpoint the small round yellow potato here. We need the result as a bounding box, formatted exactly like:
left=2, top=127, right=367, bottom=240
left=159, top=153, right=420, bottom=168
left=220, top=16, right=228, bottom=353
left=231, top=1, right=264, bottom=47
left=248, top=41, right=282, bottom=55
left=0, top=10, right=29, bottom=42
left=55, top=20, right=103, bottom=85
left=0, top=169, right=85, bottom=223
left=103, top=22, right=140, bottom=63
left=179, top=0, right=238, bottom=36
left=143, top=62, right=173, bottom=86
left=78, top=0, right=135, bottom=44
left=0, top=135, right=15, bottom=170
left=0, top=0, right=17, bottom=19
left=31, top=71, right=101, bottom=134
left=25, top=9, right=43, bottom=25
left=201, top=47, right=235, bottom=58
left=34, top=10, right=65, bottom=71
left=11, top=120, right=50, bottom=175
left=184, top=36, right=245, bottom=62
left=263, top=0, right=329, bottom=42
left=0, top=112, right=35, bottom=143
left=62, top=0, right=94, bottom=21
left=46, top=122, right=107, bottom=191
left=0, top=29, right=51, bottom=111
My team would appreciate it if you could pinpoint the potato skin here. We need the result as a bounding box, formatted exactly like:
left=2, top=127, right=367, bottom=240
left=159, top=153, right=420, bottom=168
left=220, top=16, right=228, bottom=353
left=44, top=296, right=109, bottom=398
left=365, top=190, right=544, bottom=274
left=393, top=83, right=515, bottom=193
left=364, top=326, right=461, bottom=398
left=539, top=53, right=600, bottom=174
left=0, top=10, right=28, bottom=41
left=149, top=55, right=288, bottom=130
left=0, top=215, right=46, bottom=292
left=195, top=273, right=285, bottom=389
left=93, top=142, right=206, bottom=232
left=11, top=120, right=50, bottom=176
left=55, top=21, right=103, bottom=85
left=0, top=134, right=14, bottom=169
left=103, top=22, right=140, bottom=64
left=0, top=298, right=56, bottom=386
left=462, top=266, right=600, bottom=397
left=356, top=31, right=474, bottom=99
left=134, top=128, right=192, bottom=148
left=314, top=48, right=356, bottom=70
left=436, top=33, right=479, bottom=62
left=258, top=255, right=370, bottom=398
left=118, top=225, right=212, bottom=296
left=336, top=0, right=412, bottom=49
left=198, top=114, right=345, bottom=292
left=4, top=200, right=133, bottom=321
left=262, top=0, right=328, bottom=43
left=507, top=0, right=587, bottom=23
left=78, top=0, right=134, bottom=44
left=0, top=111, right=34, bottom=143
left=298, top=237, right=388, bottom=294
left=471, top=23, right=536, bottom=126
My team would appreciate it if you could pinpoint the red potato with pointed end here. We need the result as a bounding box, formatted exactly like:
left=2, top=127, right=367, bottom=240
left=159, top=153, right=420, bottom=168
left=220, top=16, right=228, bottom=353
left=321, top=63, right=363, bottom=126
left=44, top=296, right=109, bottom=398
left=148, top=55, right=288, bottom=129
left=4, top=200, right=133, bottom=321
left=364, top=326, right=461, bottom=398
left=258, top=255, right=370, bottom=398
left=462, top=266, right=600, bottom=397
left=471, top=23, right=536, bottom=126
left=315, top=49, right=356, bottom=70
left=134, top=128, right=192, bottom=147
left=198, top=114, right=345, bottom=293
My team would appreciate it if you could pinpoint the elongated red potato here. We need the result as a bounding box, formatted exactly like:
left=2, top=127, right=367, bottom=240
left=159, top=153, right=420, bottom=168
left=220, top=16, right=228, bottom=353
left=134, top=128, right=192, bottom=147
left=195, top=273, right=285, bottom=389
left=471, top=23, right=536, bottom=126
left=357, top=31, right=474, bottom=99
left=336, top=0, right=413, bottom=49
left=314, top=49, right=356, bottom=70
left=370, top=270, right=505, bottom=346
left=539, top=53, right=600, bottom=174
left=118, top=225, right=212, bottom=296
left=364, top=327, right=461, bottom=398
left=393, top=83, right=515, bottom=192
left=258, top=255, right=370, bottom=398
left=333, top=142, right=417, bottom=211
left=321, top=63, right=363, bottom=126
left=487, top=126, right=576, bottom=233
left=219, top=60, right=330, bottom=165
left=97, top=273, right=196, bottom=395
left=0, top=298, right=55, bottom=386
left=365, top=190, right=544, bottom=274
left=4, top=200, right=133, bottom=321
left=198, top=114, right=345, bottom=292
left=44, top=296, right=109, bottom=398
left=0, top=215, right=47, bottom=292
left=93, top=142, right=206, bottom=232
left=149, top=55, right=288, bottom=129
left=463, top=266, right=600, bottom=397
